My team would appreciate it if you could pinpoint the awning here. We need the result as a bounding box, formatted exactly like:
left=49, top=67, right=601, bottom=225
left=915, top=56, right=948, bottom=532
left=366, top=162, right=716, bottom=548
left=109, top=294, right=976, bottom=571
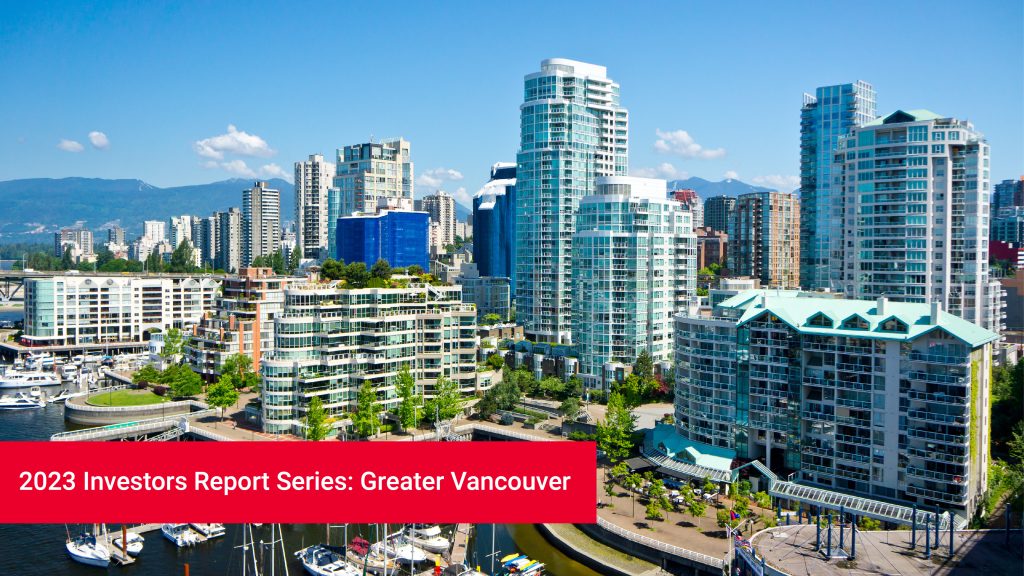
left=624, top=456, right=656, bottom=472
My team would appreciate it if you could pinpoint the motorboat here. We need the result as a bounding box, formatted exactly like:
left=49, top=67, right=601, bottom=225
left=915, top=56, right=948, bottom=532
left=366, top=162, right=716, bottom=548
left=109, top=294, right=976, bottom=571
left=61, top=365, right=79, bottom=380
left=66, top=528, right=110, bottom=567
left=190, top=523, right=226, bottom=538
left=111, top=532, right=145, bottom=557
left=161, top=523, right=200, bottom=547
left=404, top=524, right=449, bottom=553
left=0, top=393, right=45, bottom=409
left=48, top=389, right=88, bottom=403
left=371, top=534, right=427, bottom=564
left=0, top=370, right=60, bottom=389
left=295, top=544, right=362, bottom=576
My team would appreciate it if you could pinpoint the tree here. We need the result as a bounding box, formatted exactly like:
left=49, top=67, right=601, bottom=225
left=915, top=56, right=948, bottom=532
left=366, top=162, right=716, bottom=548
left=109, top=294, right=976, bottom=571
left=564, top=376, right=584, bottom=400
left=645, top=501, right=664, bottom=521
left=610, top=462, right=629, bottom=480
left=1010, top=420, right=1024, bottom=466
left=170, top=365, right=203, bottom=399
left=688, top=499, right=707, bottom=529
left=144, top=251, right=164, bottom=273
left=858, top=516, right=882, bottom=531
left=596, top=392, right=637, bottom=462
left=321, top=258, right=344, bottom=280
left=132, top=364, right=161, bottom=385
left=394, top=365, right=420, bottom=431
left=424, top=375, right=464, bottom=422
left=485, top=353, right=504, bottom=371
left=733, top=496, right=751, bottom=518
left=206, top=376, right=240, bottom=421
left=270, top=249, right=286, bottom=274
left=754, top=491, right=772, bottom=510
left=407, top=264, right=424, bottom=276
left=344, top=262, right=371, bottom=287
left=221, top=353, right=260, bottom=390
left=616, top=374, right=645, bottom=409
left=160, top=327, right=184, bottom=359
left=370, top=258, right=392, bottom=280
left=289, top=246, right=302, bottom=274
left=703, top=476, right=716, bottom=494
left=482, top=313, right=502, bottom=325
left=305, top=396, right=331, bottom=441
left=633, top=350, right=654, bottom=382
left=353, top=381, right=382, bottom=438
left=168, top=240, right=196, bottom=273
left=717, top=509, right=739, bottom=530
left=477, top=375, right=522, bottom=418
left=539, top=376, right=564, bottom=399
left=559, top=397, right=581, bottom=420
left=61, top=245, right=74, bottom=270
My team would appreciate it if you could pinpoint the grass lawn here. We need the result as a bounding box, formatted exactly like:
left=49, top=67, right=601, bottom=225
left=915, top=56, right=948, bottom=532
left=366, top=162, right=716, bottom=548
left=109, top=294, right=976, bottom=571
left=86, top=389, right=170, bottom=407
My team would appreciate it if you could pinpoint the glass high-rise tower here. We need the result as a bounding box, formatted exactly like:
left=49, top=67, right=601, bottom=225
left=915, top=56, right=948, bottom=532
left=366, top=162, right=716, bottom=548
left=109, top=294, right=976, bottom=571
left=799, top=81, right=876, bottom=290
left=516, top=58, right=628, bottom=343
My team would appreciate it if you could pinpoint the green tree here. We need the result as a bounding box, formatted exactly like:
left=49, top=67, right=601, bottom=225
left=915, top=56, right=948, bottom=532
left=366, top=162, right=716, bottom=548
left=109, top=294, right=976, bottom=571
left=564, top=376, right=584, bottom=400
left=407, top=264, right=424, bottom=276
left=321, top=258, right=344, bottom=280
left=485, top=353, right=504, bottom=371
left=168, top=240, right=196, bottom=273
left=703, top=476, right=716, bottom=494
left=1009, top=420, right=1024, bottom=466
left=60, top=245, right=74, bottom=270
left=305, top=396, right=331, bottom=441
left=754, top=491, right=772, bottom=510
left=289, top=246, right=302, bottom=274
left=734, top=496, right=751, bottom=518
left=482, top=313, right=502, bottom=325
left=476, top=374, right=522, bottom=418
left=353, top=381, right=382, bottom=438
left=539, top=376, right=564, bottom=399
left=160, top=327, right=184, bottom=359
left=170, top=365, right=203, bottom=399
left=144, top=251, right=164, bottom=273
left=344, top=262, right=371, bottom=287
left=615, top=374, right=645, bottom=409
left=596, top=392, right=637, bottom=462
left=270, top=249, right=286, bottom=274
left=688, top=499, right=707, bottom=529
left=633, top=350, right=654, bottom=382
left=221, top=353, right=260, bottom=390
left=370, top=258, right=392, bottom=280
left=424, top=375, right=464, bottom=422
left=645, top=500, right=664, bottom=521
left=717, top=509, right=739, bottom=530
left=394, top=365, right=420, bottom=430
left=610, top=462, right=628, bottom=480
left=132, top=364, right=161, bottom=384
left=559, top=396, right=581, bottom=419
left=206, top=376, right=240, bottom=421
left=858, top=516, right=882, bottom=531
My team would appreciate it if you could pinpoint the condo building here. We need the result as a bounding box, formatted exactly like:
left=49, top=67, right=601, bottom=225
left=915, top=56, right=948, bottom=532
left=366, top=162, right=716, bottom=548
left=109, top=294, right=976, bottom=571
left=22, top=274, right=219, bottom=347
left=800, top=81, right=877, bottom=290
left=516, top=58, right=628, bottom=344
left=422, top=190, right=457, bottom=256
left=672, top=188, right=704, bottom=229
left=472, top=163, right=517, bottom=293
left=186, top=267, right=296, bottom=379
left=295, top=153, right=336, bottom=260
left=703, top=196, right=735, bottom=235
left=674, top=290, right=997, bottom=518
left=993, top=177, right=1024, bottom=212
left=336, top=209, right=430, bottom=270
left=328, top=139, right=413, bottom=258
left=454, top=262, right=511, bottom=321
left=54, top=227, right=95, bottom=263
left=216, top=207, right=242, bottom=273
left=728, top=191, right=800, bottom=287
left=572, top=176, right=696, bottom=388
left=831, top=110, right=1000, bottom=333
left=260, top=281, right=478, bottom=436
left=242, top=181, right=281, bottom=267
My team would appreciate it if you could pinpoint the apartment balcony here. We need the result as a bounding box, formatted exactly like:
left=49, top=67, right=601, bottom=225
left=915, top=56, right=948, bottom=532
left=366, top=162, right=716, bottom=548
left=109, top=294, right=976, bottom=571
left=907, top=409, right=967, bottom=425
left=907, top=446, right=968, bottom=464
left=907, top=427, right=968, bottom=446
left=906, top=483, right=967, bottom=504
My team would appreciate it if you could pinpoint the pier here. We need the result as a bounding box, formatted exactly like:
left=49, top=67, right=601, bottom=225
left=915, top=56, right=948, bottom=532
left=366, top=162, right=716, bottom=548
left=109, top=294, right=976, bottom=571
left=448, top=523, right=472, bottom=565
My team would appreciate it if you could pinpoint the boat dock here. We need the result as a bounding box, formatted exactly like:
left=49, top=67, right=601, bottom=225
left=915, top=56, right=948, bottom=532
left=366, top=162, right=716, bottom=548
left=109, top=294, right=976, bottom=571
left=448, top=523, right=472, bottom=565
left=97, top=523, right=221, bottom=565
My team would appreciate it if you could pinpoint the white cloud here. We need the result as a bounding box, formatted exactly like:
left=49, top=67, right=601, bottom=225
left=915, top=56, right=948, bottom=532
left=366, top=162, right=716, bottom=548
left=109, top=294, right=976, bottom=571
left=417, top=167, right=464, bottom=189
left=632, top=162, right=686, bottom=180
left=193, top=124, right=275, bottom=160
left=751, top=174, right=800, bottom=191
left=57, top=139, right=84, bottom=152
left=653, top=129, right=726, bottom=159
left=88, top=131, right=110, bottom=150
left=724, top=170, right=739, bottom=180
left=219, top=159, right=257, bottom=178
left=450, top=187, right=473, bottom=206
left=259, top=163, right=289, bottom=180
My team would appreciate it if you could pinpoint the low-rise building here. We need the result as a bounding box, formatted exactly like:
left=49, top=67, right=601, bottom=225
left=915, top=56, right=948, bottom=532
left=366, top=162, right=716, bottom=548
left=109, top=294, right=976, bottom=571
left=454, top=263, right=510, bottom=321
left=696, top=227, right=728, bottom=269
left=260, top=280, right=478, bottom=436
left=22, top=274, right=219, bottom=347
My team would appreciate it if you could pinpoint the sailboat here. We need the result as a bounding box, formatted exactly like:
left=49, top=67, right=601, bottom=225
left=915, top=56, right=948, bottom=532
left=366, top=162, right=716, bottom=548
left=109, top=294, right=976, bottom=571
left=404, top=524, right=450, bottom=553
left=65, top=524, right=111, bottom=568
left=347, top=535, right=397, bottom=575
left=240, top=524, right=292, bottom=576
left=295, top=524, right=361, bottom=576
left=370, top=531, right=427, bottom=564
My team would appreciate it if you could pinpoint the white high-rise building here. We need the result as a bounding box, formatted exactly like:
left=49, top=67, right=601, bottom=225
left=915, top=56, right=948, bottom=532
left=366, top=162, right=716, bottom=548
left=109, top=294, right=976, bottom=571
left=422, top=190, right=456, bottom=255
left=516, top=58, right=629, bottom=343
left=242, top=181, right=281, bottom=267
left=831, top=110, right=1000, bottom=333
left=294, top=153, right=336, bottom=260
left=216, top=208, right=242, bottom=273
left=143, top=220, right=166, bottom=243
left=572, top=176, right=695, bottom=388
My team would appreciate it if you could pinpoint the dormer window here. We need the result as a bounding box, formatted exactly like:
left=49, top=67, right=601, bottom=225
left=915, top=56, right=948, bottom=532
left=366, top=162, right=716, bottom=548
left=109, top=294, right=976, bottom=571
left=841, top=315, right=869, bottom=330
left=880, top=317, right=908, bottom=333
left=807, top=313, right=833, bottom=328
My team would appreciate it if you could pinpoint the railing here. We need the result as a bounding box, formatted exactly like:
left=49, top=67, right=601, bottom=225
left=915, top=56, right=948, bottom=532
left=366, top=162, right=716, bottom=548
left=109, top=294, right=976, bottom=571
left=71, top=396, right=207, bottom=413
left=51, top=408, right=218, bottom=441
left=594, top=517, right=725, bottom=569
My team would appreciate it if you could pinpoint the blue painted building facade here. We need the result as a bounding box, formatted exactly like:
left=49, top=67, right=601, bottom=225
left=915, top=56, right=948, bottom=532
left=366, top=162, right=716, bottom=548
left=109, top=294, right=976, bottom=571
left=336, top=210, right=429, bottom=269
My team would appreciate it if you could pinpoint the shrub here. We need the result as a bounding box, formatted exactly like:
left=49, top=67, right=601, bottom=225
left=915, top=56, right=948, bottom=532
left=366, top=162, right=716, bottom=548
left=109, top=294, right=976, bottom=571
left=152, top=385, right=168, bottom=397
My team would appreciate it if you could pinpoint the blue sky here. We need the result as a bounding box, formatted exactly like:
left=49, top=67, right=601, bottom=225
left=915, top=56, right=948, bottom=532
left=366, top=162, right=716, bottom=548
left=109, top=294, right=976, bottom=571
left=1, top=0, right=1021, bottom=206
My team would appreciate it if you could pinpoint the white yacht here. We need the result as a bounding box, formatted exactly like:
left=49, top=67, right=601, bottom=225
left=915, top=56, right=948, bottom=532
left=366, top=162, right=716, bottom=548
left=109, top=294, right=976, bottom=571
left=111, top=532, right=145, bottom=556
left=190, top=523, right=226, bottom=538
left=296, top=544, right=362, bottom=576
left=66, top=528, right=110, bottom=567
left=0, top=393, right=45, bottom=409
left=161, top=523, right=200, bottom=547
left=371, top=534, right=427, bottom=564
left=0, top=370, right=60, bottom=389
left=404, top=524, right=449, bottom=553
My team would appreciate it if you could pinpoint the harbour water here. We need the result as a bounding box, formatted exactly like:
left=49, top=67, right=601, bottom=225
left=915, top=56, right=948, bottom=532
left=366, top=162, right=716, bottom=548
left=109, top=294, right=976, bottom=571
left=0, top=403, right=601, bottom=576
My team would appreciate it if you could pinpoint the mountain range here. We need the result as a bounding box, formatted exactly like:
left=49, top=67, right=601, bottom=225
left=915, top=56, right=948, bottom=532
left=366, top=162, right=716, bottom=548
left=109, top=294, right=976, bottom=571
left=666, top=177, right=775, bottom=198
left=0, top=177, right=473, bottom=243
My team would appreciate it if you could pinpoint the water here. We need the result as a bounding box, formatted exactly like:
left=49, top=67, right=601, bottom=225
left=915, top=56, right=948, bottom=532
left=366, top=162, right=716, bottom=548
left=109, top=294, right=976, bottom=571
left=0, top=309, right=23, bottom=323
left=0, top=406, right=598, bottom=576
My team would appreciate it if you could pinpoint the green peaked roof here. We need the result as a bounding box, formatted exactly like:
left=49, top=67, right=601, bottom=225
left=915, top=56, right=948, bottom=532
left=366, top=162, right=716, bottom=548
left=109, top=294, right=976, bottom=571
left=864, top=109, right=944, bottom=126
left=717, top=290, right=998, bottom=348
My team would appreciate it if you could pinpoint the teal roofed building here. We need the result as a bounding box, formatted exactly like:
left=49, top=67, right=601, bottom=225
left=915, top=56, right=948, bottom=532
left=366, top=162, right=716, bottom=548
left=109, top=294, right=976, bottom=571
left=671, top=289, right=998, bottom=520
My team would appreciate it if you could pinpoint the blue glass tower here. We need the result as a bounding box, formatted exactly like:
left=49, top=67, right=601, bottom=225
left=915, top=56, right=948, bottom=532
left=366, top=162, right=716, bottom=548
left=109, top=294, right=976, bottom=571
left=473, top=162, right=517, bottom=295
left=799, top=81, right=876, bottom=290
left=336, top=210, right=429, bottom=270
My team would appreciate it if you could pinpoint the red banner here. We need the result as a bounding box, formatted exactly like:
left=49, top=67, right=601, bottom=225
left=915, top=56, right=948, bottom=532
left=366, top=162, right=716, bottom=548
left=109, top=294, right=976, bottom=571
left=0, top=441, right=597, bottom=523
